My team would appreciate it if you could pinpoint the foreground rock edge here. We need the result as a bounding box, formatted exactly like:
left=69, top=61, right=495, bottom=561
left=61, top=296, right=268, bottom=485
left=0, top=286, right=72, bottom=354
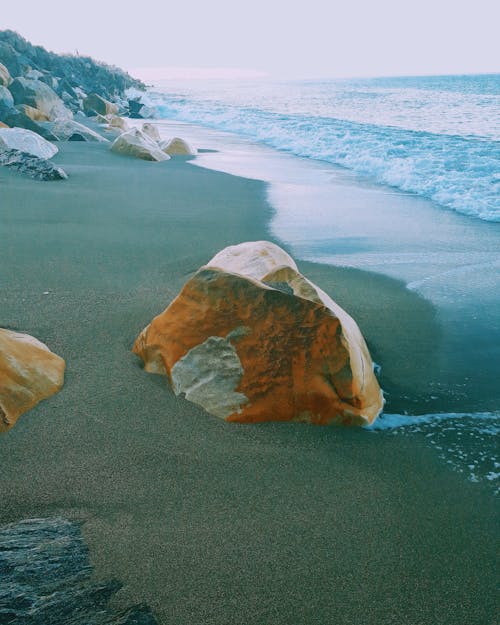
left=0, top=328, right=65, bottom=433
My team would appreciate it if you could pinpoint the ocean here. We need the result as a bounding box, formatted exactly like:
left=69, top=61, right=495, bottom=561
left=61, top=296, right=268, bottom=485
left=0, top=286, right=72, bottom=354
left=129, top=74, right=500, bottom=494
left=137, top=73, right=500, bottom=222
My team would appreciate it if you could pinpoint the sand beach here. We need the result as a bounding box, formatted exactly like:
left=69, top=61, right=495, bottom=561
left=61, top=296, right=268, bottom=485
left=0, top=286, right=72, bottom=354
left=1, top=139, right=498, bottom=625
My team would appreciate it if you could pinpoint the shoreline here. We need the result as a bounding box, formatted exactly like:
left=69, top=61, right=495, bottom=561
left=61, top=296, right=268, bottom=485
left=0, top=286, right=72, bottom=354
left=1, top=141, right=498, bottom=624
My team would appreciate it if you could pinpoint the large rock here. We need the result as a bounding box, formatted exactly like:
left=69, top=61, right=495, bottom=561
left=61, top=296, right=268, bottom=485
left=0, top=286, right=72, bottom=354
left=142, top=123, right=161, bottom=142
left=0, top=107, right=58, bottom=141
left=0, top=62, right=11, bottom=87
left=0, top=329, right=65, bottom=433
left=133, top=241, right=384, bottom=426
left=0, top=85, right=14, bottom=109
left=160, top=137, right=196, bottom=156
left=51, top=118, right=109, bottom=142
left=110, top=128, right=170, bottom=162
left=83, top=93, right=118, bottom=116
left=0, top=127, right=58, bottom=159
left=8, top=77, right=72, bottom=120
left=0, top=148, right=68, bottom=180
left=16, top=103, right=49, bottom=121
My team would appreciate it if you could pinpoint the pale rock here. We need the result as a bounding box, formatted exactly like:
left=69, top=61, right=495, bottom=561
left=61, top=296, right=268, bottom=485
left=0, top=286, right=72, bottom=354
left=83, top=93, right=119, bottom=116
left=0, top=62, right=11, bottom=87
left=51, top=118, right=109, bottom=143
left=142, top=123, right=161, bottom=142
left=16, top=104, right=50, bottom=121
left=0, top=127, right=58, bottom=159
left=8, top=77, right=73, bottom=120
left=110, top=128, right=170, bottom=162
left=0, top=328, right=65, bottom=433
left=160, top=137, right=196, bottom=156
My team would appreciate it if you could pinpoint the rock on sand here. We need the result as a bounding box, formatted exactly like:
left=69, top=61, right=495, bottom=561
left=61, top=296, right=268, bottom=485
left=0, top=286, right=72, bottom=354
left=0, top=328, right=65, bottom=433
left=133, top=241, right=383, bottom=426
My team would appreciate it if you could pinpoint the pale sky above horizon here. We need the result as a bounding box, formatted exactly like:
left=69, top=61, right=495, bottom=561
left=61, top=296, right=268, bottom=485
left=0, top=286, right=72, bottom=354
left=2, top=0, right=499, bottom=81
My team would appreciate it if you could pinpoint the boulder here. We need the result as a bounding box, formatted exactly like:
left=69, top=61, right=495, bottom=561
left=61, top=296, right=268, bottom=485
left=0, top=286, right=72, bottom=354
left=133, top=241, right=384, bottom=426
left=142, top=123, right=161, bottom=142
left=110, top=128, right=170, bottom=162
left=8, top=77, right=72, bottom=120
left=51, top=118, right=109, bottom=143
left=0, top=128, right=58, bottom=159
left=16, top=104, right=50, bottom=122
left=0, top=328, right=65, bottom=433
left=0, top=85, right=14, bottom=109
left=0, top=62, right=11, bottom=87
left=0, top=148, right=68, bottom=181
left=108, top=115, right=128, bottom=131
left=0, top=107, right=58, bottom=141
left=160, top=137, right=196, bottom=156
left=83, top=93, right=118, bottom=116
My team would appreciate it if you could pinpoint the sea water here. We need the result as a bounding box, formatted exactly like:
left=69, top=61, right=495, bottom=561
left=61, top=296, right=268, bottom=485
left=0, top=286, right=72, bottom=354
left=130, top=74, right=500, bottom=494
left=137, top=74, right=500, bottom=222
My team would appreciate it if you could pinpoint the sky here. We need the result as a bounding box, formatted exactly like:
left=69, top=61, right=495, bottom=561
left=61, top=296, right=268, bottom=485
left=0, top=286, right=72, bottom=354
left=2, top=0, right=499, bottom=80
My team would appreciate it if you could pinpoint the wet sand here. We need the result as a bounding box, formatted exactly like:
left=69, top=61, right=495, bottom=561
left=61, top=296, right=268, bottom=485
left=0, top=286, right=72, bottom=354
left=0, top=142, right=498, bottom=625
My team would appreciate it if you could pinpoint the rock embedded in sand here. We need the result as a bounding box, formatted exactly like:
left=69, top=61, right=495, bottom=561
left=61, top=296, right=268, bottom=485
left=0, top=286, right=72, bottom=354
left=0, top=148, right=68, bottom=180
left=0, top=127, right=58, bottom=159
left=9, top=77, right=72, bottom=120
left=51, top=118, right=109, bottom=142
left=0, top=328, right=65, bottom=433
left=160, top=137, right=196, bottom=156
left=110, top=128, right=170, bottom=162
left=133, top=241, right=383, bottom=426
left=83, top=92, right=119, bottom=116
left=142, top=123, right=161, bottom=142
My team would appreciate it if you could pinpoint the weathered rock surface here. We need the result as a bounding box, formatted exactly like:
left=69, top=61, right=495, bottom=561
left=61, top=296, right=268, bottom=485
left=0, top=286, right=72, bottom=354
left=0, top=328, right=65, bottom=433
left=83, top=92, right=119, bottom=116
left=160, top=137, right=196, bottom=156
left=16, top=103, right=49, bottom=121
left=0, top=517, right=159, bottom=625
left=110, top=128, right=170, bottom=161
left=107, top=114, right=128, bottom=130
left=0, top=84, right=14, bottom=108
left=51, top=118, right=109, bottom=142
left=142, top=122, right=161, bottom=142
left=0, top=106, right=58, bottom=140
left=0, top=148, right=68, bottom=180
left=133, top=241, right=384, bottom=426
left=0, top=61, right=11, bottom=86
left=9, top=76, right=72, bottom=120
left=0, top=120, right=8, bottom=128
left=0, top=127, right=57, bottom=158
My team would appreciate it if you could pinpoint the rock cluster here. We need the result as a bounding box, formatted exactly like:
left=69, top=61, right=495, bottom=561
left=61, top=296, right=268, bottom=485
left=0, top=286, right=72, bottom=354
left=133, top=241, right=383, bottom=426
left=0, top=328, right=65, bottom=433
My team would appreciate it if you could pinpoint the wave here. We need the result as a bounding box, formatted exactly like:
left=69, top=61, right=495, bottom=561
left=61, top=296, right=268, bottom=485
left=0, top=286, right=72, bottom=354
left=367, top=411, right=500, bottom=494
left=137, top=89, right=500, bottom=223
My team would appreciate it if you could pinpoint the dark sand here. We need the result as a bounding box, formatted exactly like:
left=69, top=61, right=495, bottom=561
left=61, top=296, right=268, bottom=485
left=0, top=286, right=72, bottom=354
left=0, top=143, right=498, bottom=625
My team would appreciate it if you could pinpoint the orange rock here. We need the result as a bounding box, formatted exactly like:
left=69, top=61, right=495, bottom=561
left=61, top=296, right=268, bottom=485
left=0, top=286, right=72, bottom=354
left=16, top=104, right=50, bottom=122
left=0, top=329, right=65, bottom=433
left=0, top=121, right=9, bottom=128
left=133, top=242, right=383, bottom=426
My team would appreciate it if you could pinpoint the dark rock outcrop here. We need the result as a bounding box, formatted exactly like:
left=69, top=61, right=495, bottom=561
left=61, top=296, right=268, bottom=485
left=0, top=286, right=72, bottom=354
left=0, top=148, right=67, bottom=180
left=0, top=517, right=159, bottom=625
